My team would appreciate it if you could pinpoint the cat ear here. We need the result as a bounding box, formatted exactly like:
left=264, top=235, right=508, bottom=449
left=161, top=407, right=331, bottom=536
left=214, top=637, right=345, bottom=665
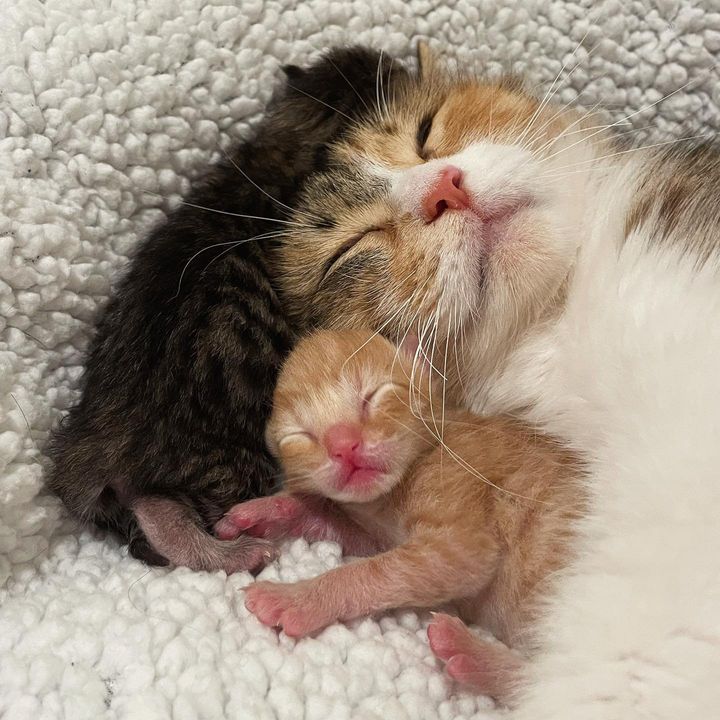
left=281, top=64, right=305, bottom=81
left=416, top=40, right=440, bottom=79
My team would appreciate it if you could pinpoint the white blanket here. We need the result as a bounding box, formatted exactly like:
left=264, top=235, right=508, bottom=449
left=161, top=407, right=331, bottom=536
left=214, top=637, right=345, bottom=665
left=1, top=1, right=718, bottom=718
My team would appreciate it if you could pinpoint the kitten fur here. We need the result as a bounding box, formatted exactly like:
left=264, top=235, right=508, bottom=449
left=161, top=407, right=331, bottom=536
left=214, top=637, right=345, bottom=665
left=217, top=329, right=583, bottom=702
left=267, top=45, right=720, bottom=718
left=46, top=48, right=410, bottom=572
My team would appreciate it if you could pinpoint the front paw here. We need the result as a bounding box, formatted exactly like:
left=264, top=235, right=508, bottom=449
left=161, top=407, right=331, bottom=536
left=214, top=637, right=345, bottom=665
left=215, top=495, right=304, bottom=541
left=244, top=580, right=335, bottom=638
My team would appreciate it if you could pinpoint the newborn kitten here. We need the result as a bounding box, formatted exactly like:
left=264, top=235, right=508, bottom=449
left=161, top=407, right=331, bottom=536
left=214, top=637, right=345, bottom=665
left=217, top=329, right=583, bottom=700
left=46, top=48, right=408, bottom=572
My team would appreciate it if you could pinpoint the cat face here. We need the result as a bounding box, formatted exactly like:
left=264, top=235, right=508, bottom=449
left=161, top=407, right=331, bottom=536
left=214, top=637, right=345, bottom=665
left=266, top=330, right=431, bottom=503
left=276, top=47, right=603, bottom=376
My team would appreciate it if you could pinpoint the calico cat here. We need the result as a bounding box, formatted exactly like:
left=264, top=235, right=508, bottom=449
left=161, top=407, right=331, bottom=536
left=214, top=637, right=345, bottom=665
left=46, top=47, right=409, bottom=572
left=218, top=329, right=582, bottom=702
left=266, top=44, right=720, bottom=714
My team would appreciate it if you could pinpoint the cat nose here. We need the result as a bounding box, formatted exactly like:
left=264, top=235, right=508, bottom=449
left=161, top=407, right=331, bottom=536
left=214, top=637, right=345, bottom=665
left=422, top=166, right=470, bottom=222
left=324, top=423, right=363, bottom=464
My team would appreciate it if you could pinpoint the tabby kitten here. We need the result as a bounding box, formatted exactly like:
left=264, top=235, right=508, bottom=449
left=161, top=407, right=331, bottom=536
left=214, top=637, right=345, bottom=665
left=47, top=47, right=408, bottom=572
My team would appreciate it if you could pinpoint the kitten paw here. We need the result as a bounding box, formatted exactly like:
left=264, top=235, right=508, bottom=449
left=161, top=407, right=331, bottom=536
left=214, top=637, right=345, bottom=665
left=215, top=495, right=304, bottom=540
left=428, top=613, right=521, bottom=700
left=244, top=580, right=333, bottom=638
left=428, top=613, right=480, bottom=660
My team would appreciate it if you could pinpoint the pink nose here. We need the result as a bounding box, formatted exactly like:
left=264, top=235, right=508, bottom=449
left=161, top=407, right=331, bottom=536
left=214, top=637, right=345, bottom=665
left=324, top=423, right=363, bottom=465
left=422, top=166, right=470, bottom=222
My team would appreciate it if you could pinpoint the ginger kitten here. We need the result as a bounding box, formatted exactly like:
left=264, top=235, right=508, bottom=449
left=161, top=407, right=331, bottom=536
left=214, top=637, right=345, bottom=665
left=217, top=329, right=583, bottom=701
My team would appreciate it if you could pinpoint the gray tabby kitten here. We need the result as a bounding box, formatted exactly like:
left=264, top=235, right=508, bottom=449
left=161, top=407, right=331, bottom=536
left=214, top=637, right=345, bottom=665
left=47, top=47, right=408, bottom=572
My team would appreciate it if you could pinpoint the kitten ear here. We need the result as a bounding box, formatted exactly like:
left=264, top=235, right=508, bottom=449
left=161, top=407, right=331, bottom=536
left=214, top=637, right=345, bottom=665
left=398, top=334, right=419, bottom=361
left=416, top=40, right=440, bottom=79
left=281, top=64, right=305, bottom=81
left=398, top=334, right=432, bottom=376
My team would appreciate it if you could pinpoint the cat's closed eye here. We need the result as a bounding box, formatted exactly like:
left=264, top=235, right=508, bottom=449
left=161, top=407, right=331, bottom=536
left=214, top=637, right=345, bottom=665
left=417, top=114, right=434, bottom=159
left=320, top=227, right=385, bottom=283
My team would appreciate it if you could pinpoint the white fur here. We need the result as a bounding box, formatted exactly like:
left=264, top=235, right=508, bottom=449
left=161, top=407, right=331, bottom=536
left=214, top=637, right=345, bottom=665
left=475, top=168, right=720, bottom=719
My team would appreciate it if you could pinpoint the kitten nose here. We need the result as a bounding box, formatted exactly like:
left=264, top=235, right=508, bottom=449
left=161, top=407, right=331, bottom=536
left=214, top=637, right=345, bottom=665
left=422, top=166, right=470, bottom=222
left=324, top=423, right=363, bottom=464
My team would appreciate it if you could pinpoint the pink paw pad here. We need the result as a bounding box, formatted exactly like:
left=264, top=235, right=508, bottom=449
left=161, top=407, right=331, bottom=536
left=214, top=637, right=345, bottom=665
left=428, top=613, right=479, bottom=660
left=215, top=496, right=304, bottom=540
left=428, top=613, right=521, bottom=699
left=244, top=581, right=331, bottom=638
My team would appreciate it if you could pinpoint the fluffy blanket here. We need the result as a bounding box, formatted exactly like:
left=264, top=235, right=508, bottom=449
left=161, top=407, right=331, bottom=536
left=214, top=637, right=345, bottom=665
left=1, top=1, right=718, bottom=718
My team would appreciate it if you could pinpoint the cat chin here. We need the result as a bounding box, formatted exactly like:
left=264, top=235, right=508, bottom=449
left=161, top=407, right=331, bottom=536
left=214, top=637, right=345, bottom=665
left=433, top=205, right=567, bottom=316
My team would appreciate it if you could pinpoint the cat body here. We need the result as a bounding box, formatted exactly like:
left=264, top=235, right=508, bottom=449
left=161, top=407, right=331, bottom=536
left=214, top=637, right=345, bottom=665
left=217, top=329, right=583, bottom=701
left=46, top=48, right=409, bottom=572
left=265, top=46, right=720, bottom=717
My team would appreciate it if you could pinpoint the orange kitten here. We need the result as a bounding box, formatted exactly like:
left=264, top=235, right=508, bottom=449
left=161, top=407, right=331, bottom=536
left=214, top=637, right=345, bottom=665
left=217, top=329, right=583, bottom=701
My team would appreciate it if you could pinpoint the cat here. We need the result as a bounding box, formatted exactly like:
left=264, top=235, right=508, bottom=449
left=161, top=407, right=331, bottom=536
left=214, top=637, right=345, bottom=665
left=263, top=43, right=720, bottom=716
left=216, top=328, right=583, bottom=702
left=45, top=47, right=410, bottom=572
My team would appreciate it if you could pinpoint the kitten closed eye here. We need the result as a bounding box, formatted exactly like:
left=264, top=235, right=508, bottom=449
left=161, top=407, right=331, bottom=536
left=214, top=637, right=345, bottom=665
left=362, top=382, right=406, bottom=418
left=279, top=431, right=316, bottom=447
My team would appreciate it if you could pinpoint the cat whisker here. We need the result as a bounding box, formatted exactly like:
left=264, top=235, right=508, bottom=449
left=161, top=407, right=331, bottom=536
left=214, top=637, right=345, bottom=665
left=397, top=308, right=543, bottom=504
left=326, top=55, right=372, bottom=115
left=537, top=63, right=718, bottom=167
left=521, top=38, right=609, bottom=151
left=143, top=190, right=312, bottom=228
left=516, top=24, right=596, bottom=149
left=172, top=231, right=285, bottom=299
left=341, top=297, right=414, bottom=370
left=441, top=442, right=546, bottom=503
left=375, top=50, right=388, bottom=124
left=285, top=82, right=354, bottom=121
left=539, top=132, right=713, bottom=180
left=218, top=144, right=323, bottom=225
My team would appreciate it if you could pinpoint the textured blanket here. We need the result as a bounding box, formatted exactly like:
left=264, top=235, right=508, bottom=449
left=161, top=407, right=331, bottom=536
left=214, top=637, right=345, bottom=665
left=1, top=1, right=718, bottom=718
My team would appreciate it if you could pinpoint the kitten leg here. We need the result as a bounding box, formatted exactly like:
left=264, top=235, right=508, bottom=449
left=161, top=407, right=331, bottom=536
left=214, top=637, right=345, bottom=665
left=428, top=613, right=522, bottom=702
left=215, top=493, right=305, bottom=540
left=245, top=532, right=497, bottom=638
left=133, top=496, right=276, bottom=574
left=216, top=493, right=378, bottom=555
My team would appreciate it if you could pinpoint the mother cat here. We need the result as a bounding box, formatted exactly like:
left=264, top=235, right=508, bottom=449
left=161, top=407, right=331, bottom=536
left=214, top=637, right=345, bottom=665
left=265, top=45, right=720, bottom=719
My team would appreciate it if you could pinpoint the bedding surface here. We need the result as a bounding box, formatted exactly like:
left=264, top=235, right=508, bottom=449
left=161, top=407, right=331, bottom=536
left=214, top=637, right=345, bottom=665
left=1, top=0, right=718, bottom=718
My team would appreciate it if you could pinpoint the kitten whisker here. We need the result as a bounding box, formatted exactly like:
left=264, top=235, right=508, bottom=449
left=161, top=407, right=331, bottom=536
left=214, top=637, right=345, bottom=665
left=375, top=50, right=388, bottom=124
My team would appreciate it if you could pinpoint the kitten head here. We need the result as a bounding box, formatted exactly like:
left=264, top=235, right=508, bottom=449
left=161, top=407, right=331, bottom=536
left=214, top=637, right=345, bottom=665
left=266, top=329, right=432, bottom=503
left=275, top=44, right=605, bottom=376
